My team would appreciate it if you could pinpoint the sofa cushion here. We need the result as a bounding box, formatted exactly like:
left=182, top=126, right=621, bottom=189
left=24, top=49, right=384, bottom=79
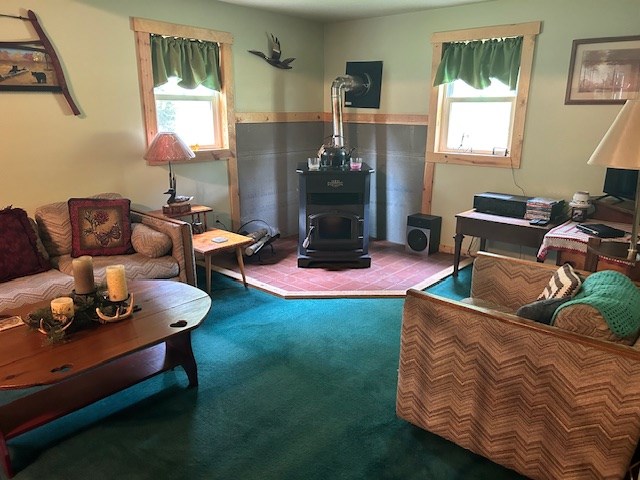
left=56, top=253, right=179, bottom=282
left=68, top=198, right=134, bottom=257
left=131, top=223, right=172, bottom=258
left=36, top=193, right=124, bottom=257
left=0, top=207, right=51, bottom=283
left=537, top=263, right=582, bottom=300
left=0, top=268, right=75, bottom=311
left=516, top=297, right=571, bottom=325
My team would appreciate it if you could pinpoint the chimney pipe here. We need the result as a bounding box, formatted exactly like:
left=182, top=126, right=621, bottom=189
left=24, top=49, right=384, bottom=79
left=330, top=75, right=364, bottom=147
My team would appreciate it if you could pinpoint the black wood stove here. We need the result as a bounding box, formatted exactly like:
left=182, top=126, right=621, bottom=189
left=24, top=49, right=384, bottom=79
left=297, top=162, right=373, bottom=268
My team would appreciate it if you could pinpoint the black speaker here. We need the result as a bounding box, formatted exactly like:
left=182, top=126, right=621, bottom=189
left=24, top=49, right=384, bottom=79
left=406, top=213, right=441, bottom=255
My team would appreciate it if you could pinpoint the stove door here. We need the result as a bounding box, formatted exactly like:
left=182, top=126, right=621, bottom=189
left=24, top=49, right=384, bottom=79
left=307, top=211, right=362, bottom=251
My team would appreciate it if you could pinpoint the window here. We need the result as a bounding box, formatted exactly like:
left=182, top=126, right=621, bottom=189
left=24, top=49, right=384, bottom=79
left=426, top=22, right=541, bottom=169
left=440, top=79, right=515, bottom=155
left=131, top=18, right=236, bottom=163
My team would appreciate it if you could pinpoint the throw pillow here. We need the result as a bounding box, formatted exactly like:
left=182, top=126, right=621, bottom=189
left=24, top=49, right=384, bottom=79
left=68, top=198, right=134, bottom=257
left=516, top=297, right=571, bottom=325
left=131, top=223, right=172, bottom=258
left=537, top=263, right=582, bottom=300
left=0, top=206, right=51, bottom=283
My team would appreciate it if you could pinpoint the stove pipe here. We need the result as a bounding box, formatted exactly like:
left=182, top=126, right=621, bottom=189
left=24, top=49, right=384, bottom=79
left=330, top=75, right=365, bottom=147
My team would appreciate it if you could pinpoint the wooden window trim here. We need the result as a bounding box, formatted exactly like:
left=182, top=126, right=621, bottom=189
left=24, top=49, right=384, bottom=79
left=131, top=17, right=240, bottom=230
left=131, top=17, right=236, bottom=164
left=425, top=21, right=541, bottom=169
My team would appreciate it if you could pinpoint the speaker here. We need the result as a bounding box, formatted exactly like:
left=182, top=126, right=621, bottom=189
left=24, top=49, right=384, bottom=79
left=406, top=213, right=441, bottom=255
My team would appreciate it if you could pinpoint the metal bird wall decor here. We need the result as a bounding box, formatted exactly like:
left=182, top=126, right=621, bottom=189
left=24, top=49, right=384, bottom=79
left=248, top=33, right=295, bottom=69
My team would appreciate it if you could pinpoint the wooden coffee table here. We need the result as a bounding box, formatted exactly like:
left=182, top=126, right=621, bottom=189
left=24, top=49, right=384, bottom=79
left=0, top=280, right=211, bottom=478
left=192, top=228, right=254, bottom=295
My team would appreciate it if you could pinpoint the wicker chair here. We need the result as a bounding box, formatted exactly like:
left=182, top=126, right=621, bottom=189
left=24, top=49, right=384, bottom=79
left=397, top=252, right=640, bottom=480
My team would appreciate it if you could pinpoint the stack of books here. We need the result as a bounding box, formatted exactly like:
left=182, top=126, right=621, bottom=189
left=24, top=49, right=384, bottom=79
left=525, top=197, right=565, bottom=221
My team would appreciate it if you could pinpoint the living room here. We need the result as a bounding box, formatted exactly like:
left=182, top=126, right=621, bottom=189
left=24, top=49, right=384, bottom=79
left=4, top=0, right=637, bottom=257
left=2, top=0, right=640, bottom=478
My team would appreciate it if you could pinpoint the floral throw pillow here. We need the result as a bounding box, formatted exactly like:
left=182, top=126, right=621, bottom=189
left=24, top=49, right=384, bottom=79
left=68, top=198, right=134, bottom=257
left=0, top=206, right=51, bottom=283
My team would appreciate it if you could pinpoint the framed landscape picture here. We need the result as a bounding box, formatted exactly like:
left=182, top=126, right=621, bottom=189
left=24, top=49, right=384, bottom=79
left=565, top=35, right=640, bottom=105
left=0, top=44, right=61, bottom=92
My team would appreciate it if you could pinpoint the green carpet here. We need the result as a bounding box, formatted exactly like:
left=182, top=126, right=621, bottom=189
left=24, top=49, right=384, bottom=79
left=3, top=267, right=523, bottom=479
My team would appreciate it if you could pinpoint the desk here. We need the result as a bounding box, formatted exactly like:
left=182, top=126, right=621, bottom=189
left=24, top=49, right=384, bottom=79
left=192, top=228, right=253, bottom=295
left=147, top=205, right=212, bottom=231
left=453, top=209, right=561, bottom=276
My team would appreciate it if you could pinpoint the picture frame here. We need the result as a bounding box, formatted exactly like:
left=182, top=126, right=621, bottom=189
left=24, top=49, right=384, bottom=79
left=0, top=43, right=61, bottom=92
left=565, top=35, right=640, bottom=105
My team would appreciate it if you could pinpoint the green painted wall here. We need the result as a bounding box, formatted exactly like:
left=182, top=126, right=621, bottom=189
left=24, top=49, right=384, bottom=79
left=324, top=0, right=640, bottom=252
left=1, top=0, right=323, bottom=222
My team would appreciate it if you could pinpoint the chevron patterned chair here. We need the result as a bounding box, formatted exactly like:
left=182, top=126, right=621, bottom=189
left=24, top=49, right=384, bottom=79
left=397, top=251, right=640, bottom=480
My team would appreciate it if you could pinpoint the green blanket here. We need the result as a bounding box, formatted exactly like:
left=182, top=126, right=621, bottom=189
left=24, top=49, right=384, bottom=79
left=553, top=270, right=640, bottom=338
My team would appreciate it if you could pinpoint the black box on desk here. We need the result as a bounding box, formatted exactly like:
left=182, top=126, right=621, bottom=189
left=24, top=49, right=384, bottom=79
left=473, top=192, right=531, bottom=218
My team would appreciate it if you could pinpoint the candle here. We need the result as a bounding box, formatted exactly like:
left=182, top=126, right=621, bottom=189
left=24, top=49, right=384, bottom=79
left=106, top=264, right=128, bottom=302
left=51, top=297, right=74, bottom=321
left=72, top=255, right=95, bottom=294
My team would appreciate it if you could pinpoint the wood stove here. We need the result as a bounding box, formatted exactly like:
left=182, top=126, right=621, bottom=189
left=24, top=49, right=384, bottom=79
left=297, top=162, right=373, bottom=268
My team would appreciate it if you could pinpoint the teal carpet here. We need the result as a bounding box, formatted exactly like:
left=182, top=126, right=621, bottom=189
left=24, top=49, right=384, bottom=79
left=3, top=266, right=522, bottom=479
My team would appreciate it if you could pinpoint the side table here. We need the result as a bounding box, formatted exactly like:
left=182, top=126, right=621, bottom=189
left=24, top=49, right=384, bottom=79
left=192, top=228, right=254, bottom=295
left=147, top=205, right=213, bottom=231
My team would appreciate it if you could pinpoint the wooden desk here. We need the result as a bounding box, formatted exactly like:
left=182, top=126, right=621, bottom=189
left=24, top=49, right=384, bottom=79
left=192, top=229, right=253, bottom=295
left=147, top=205, right=212, bottom=231
left=453, top=209, right=561, bottom=276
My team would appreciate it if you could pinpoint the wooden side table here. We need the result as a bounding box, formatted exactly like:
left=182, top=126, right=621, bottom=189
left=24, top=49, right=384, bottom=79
left=147, top=205, right=213, bottom=231
left=453, top=209, right=561, bottom=276
left=192, top=228, right=254, bottom=295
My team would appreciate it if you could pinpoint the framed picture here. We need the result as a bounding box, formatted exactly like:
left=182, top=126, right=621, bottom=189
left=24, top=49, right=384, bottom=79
left=0, top=44, right=61, bottom=92
left=565, top=35, right=640, bottom=105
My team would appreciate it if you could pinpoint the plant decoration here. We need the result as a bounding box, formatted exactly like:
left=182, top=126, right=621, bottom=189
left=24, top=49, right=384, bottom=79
left=24, top=285, right=132, bottom=344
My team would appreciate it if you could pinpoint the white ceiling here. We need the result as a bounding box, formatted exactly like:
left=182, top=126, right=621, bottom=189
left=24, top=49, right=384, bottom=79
left=217, top=0, right=494, bottom=22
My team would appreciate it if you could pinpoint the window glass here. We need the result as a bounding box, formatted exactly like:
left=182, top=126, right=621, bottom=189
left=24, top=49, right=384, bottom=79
left=154, top=78, right=219, bottom=147
left=441, top=79, right=515, bottom=154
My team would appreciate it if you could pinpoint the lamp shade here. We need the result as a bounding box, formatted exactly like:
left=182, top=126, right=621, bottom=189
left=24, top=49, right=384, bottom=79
left=588, top=99, right=640, bottom=170
left=143, top=132, right=195, bottom=162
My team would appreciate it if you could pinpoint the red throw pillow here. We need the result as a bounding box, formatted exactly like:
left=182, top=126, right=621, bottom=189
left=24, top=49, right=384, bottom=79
left=0, top=206, right=51, bottom=283
left=68, top=198, right=134, bottom=257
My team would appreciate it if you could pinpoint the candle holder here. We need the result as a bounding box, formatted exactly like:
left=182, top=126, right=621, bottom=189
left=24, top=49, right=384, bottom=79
left=39, top=314, right=74, bottom=336
left=95, top=293, right=135, bottom=323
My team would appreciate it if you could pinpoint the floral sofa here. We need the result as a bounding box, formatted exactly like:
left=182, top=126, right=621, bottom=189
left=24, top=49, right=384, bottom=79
left=0, top=193, right=196, bottom=312
left=397, top=252, right=640, bottom=480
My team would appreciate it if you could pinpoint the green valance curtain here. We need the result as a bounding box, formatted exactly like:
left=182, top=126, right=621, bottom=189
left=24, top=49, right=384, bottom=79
left=151, top=34, right=222, bottom=91
left=433, top=36, right=522, bottom=90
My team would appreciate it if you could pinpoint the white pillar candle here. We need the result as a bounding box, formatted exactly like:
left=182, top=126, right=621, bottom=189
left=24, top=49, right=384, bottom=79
left=106, top=264, right=128, bottom=302
left=51, top=297, right=74, bottom=320
left=72, top=255, right=95, bottom=294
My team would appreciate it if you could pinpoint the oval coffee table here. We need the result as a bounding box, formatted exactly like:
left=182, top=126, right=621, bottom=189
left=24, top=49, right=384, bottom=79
left=0, top=280, right=211, bottom=478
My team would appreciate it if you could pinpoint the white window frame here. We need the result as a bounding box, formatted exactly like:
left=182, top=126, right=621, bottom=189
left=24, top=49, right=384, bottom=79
left=131, top=17, right=236, bottom=164
left=426, top=22, right=541, bottom=169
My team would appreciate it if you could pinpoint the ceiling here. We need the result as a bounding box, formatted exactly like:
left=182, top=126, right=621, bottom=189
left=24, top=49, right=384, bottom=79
left=216, top=0, right=494, bottom=22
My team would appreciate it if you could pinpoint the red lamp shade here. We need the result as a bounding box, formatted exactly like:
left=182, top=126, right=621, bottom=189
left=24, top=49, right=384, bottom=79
left=143, top=132, right=195, bottom=162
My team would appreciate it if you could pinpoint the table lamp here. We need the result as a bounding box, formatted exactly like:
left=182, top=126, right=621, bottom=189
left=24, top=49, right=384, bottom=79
left=588, top=99, right=640, bottom=261
left=143, top=132, right=195, bottom=213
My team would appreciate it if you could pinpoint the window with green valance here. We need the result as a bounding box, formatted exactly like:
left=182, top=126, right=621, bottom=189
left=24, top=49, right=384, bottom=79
left=433, top=36, right=523, bottom=90
left=150, top=34, right=222, bottom=91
